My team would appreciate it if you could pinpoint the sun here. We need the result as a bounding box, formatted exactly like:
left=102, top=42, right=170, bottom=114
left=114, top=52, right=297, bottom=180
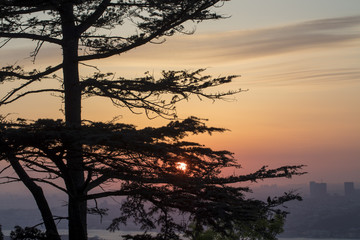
left=176, top=162, right=187, bottom=172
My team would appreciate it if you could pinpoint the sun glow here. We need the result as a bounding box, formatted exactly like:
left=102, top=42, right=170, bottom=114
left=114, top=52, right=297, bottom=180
left=176, top=162, right=187, bottom=172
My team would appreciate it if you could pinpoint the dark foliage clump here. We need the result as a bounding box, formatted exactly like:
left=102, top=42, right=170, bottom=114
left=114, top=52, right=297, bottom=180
left=10, top=226, right=46, bottom=240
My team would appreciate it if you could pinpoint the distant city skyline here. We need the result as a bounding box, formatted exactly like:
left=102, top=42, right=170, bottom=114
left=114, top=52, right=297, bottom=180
left=2, top=180, right=360, bottom=238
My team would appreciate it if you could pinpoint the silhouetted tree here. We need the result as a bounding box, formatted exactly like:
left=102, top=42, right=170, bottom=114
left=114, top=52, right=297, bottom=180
left=0, top=1, right=304, bottom=240
left=0, top=224, right=4, bottom=240
left=185, top=203, right=287, bottom=240
left=186, top=211, right=286, bottom=240
left=10, top=226, right=47, bottom=240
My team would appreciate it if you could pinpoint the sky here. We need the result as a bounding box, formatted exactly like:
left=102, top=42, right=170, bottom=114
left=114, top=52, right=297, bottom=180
left=1, top=0, right=360, bottom=191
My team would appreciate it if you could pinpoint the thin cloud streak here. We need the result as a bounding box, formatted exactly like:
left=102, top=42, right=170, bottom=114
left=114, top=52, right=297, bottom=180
left=3, top=15, right=359, bottom=67
left=2, top=16, right=359, bottom=86
left=246, top=68, right=360, bottom=86
left=197, top=15, right=360, bottom=61
left=118, top=15, right=360, bottom=64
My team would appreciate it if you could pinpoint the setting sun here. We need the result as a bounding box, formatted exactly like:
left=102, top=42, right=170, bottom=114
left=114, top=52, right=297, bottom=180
left=176, top=162, right=187, bottom=172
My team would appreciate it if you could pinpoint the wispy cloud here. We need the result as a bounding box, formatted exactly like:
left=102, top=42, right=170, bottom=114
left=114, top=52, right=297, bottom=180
left=118, top=15, right=360, bottom=65
left=2, top=16, right=359, bottom=85
left=247, top=68, right=360, bottom=86
left=3, top=15, right=359, bottom=66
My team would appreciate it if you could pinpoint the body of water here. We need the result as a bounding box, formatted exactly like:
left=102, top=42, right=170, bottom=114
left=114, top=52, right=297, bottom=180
left=2, top=229, right=152, bottom=240
left=0, top=229, right=353, bottom=240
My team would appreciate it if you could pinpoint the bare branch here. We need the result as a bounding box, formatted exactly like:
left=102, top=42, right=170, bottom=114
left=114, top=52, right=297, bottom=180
left=0, top=32, right=62, bottom=45
left=33, top=178, right=68, bottom=193
left=0, top=164, right=12, bottom=175
left=1, top=89, right=63, bottom=105
left=0, top=64, right=63, bottom=105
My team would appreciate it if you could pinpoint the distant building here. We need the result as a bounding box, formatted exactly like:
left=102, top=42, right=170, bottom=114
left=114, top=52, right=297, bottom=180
left=310, top=181, right=327, bottom=198
left=344, top=182, right=355, bottom=196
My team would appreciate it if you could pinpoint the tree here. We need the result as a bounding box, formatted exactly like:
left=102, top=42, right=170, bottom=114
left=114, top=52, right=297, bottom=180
left=0, top=224, right=4, bottom=240
left=186, top=210, right=286, bottom=240
left=0, top=1, right=304, bottom=240
left=10, top=226, right=47, bottom=240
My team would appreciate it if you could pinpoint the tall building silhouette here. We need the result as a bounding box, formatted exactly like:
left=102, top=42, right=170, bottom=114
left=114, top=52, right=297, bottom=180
left=309, top=181, right=327, bottom=198
left=344, top=182, right=355, bottom=196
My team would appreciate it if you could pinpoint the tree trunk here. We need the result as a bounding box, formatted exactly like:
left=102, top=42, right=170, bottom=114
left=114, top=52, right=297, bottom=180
left=9, top=157, right=61, bottom=240
left=61, top=3, right=87, bottom=240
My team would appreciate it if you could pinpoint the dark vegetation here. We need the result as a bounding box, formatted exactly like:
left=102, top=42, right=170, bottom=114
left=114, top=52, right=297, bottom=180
left=10, top=226, right=47, bottom=240
left=0, top=224, right=4, bottom=240
left=0, top=1, right=304, bottom=239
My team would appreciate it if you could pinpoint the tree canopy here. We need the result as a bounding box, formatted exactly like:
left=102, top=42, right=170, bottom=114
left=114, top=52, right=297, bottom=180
left=0, top=1, right=304, bottom=240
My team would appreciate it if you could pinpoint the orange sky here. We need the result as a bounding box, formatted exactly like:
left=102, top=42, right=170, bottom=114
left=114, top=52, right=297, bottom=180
left=1, top=1, right=360, bottom=187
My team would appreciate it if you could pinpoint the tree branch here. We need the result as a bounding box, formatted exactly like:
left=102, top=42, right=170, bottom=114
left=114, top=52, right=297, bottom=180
left=0, top=63, right=63, bottom=81
left=1, top=89, right=63, bottom=105
left=76, top=0, right=111, bottom=34
left=84, top=188, right=142, bottom=200
left=33, top=178, right=68, bottom=193
left=78, top=1, right=223, bottom=61
left=0, top=32, right=62, bottom=45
